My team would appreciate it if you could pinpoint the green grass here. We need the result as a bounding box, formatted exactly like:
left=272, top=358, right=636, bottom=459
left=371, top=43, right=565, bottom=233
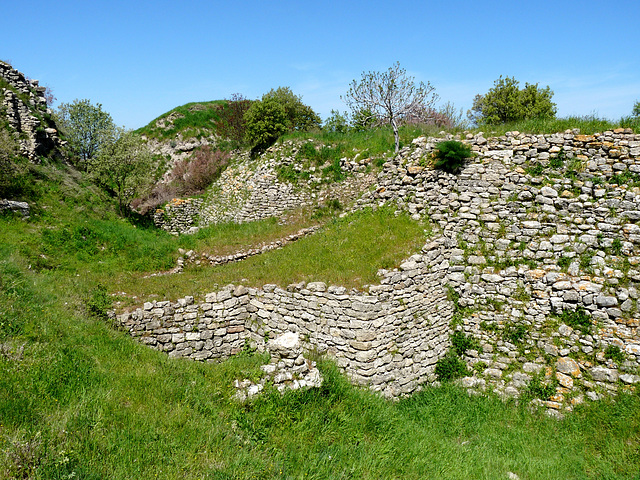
left=476, top=115, right=640, bottom=136
left=113, top=207, right=428, bottom=302
left=136, top=100, right=227, bottom=141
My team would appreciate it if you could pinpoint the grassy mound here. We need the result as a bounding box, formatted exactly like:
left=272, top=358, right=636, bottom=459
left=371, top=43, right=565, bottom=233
left=136, top=100, right=228, bottom=141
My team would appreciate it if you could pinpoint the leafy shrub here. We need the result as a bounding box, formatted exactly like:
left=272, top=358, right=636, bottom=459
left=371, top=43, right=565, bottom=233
left=604, top=345, right=625, bottom=364
left=435, top=353, right=468, bottom=382
left=469, top=76, right=556, bottom=125
left=55, top=98, right=116, bottom=167
left=433, top=140, right=472, bottom=173
left=559, top=306, right=593, bottom=335
left=262, top=86, right=321, bottom=132
left=450, top=330, right=479, bottom=355
left=244, top=98, right=288, bottom=151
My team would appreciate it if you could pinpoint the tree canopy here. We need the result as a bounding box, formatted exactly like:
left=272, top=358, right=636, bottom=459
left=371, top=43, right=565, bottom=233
left=56, top=99, right=115, bottom=167
left=342, top=62, right=439, bottom=153
left=90, top=128, right=153, bottom=215
left=469, top=76, right=557, bottom=125
left=244, top=87, right=320, bottom=151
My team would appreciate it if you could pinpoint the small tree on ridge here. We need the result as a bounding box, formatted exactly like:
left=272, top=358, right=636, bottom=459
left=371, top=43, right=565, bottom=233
left=343, top=62, right=439, bottom=153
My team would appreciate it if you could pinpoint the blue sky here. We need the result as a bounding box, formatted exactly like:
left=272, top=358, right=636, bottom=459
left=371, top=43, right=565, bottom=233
left=4, top=0, right=639, bottom=129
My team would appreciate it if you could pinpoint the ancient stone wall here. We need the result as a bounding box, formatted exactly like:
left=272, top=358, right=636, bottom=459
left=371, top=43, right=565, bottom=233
left=0, top=61, right=62, bottom=161
left=117, top=239, right=452, bottom=397
left=355, top=128, right=640, bottom=410
left=152, top=141, right=377, bottom=233
left=128, top=128, right=640, bottom=408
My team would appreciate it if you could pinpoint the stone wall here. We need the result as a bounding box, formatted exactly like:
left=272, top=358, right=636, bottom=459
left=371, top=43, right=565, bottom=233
left=153, top=197, right=204, bottom=235
left=354, top=128, right=640, bottom=410
left=128, top=128, right=640, bottom=408
left=117, top=239, right=452, bottom=397
left=0, top=61, right=62, bottom=161
left=153, top=141, right=377, bottom=233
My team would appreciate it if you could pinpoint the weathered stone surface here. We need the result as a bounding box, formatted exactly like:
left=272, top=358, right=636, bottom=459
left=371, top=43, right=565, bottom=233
left=556, top=357, right=581, bottom=377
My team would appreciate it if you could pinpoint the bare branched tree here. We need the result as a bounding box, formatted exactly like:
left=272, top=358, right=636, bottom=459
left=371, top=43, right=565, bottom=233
left=343, top=62, right=439, bottom=153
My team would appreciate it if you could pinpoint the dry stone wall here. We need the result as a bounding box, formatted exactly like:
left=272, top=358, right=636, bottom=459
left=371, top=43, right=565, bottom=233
left=129, top=127, right=640, bottom=408
left=356, top=128, right=640, bottom=411
left=153, top=140, right=377, bottom=233
left=0, top=61, right=62, bottom=161
left=117, top=238, right=452, bottom=397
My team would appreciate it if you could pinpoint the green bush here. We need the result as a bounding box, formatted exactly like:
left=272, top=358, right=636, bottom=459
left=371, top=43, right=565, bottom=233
left=244, top=98, right=288, bottom=152
left=435, top=353, right=468, bottom=382
left=433, top=140, right=472, bottom=173
left=469, top=76, right=556, bottom=125
left=450, top=330, right=479, bottom=355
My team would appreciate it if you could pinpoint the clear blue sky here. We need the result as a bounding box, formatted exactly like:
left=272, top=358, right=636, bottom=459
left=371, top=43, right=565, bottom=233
left=4, top=0, right=639, bottom=129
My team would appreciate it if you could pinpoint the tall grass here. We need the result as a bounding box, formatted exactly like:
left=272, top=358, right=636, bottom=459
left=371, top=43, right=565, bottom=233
left=474, top=115, right=640, bottom=136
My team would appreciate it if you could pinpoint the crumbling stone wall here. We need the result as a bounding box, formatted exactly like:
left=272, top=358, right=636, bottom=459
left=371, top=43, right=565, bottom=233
left=152, top=141, right=377, bottom=233
left=0, top=61, right=62, bottom=161
left=127, top=128, right=640, bottom=408
left=355, top=128, right=640, bottom=410
left=117, top=239, right=452, bottom=397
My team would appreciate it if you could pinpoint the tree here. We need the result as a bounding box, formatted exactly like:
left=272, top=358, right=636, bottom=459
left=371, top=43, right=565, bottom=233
left=632, top=100, right=640, bottom=118
left=90, top=128, right=152, bottom=215
left=243, top=87, right=322, bottom=152
left=262, top=87, right=321, bottom=131
left=56, top=99, right=115, bottom=168
left=343, top=62, right=439, bottom=153
left=244, top=98, right=288, bottom=151
left=469, top=76, right=556, bottom=125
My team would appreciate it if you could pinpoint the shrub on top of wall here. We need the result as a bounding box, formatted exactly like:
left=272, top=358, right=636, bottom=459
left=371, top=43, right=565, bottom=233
left=432, top=140, right=472, bottom=173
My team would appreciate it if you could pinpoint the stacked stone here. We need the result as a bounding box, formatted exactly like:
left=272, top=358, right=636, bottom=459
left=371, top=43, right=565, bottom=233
left=153, top=198, right=204, bottom=235
left=0, top=61, right=61, bottom=161
left=153, top=140, right=378, bottom=234
left=117, top=237, right=453, bottom=397
left=234, top=332, right=323, bottom=401
left=353, top=130, right=640, bottom=409
left=124, top=129, right=640, bottom=406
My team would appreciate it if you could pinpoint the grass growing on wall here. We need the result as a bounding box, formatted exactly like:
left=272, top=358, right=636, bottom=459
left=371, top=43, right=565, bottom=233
left=113, top=207, right=428, bottom=302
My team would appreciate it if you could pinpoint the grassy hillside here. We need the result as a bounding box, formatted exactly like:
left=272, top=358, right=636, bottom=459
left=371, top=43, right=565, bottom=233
left=2, top=132, right=640, bottom=478
left=136, top=100, right=228, bottom=141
